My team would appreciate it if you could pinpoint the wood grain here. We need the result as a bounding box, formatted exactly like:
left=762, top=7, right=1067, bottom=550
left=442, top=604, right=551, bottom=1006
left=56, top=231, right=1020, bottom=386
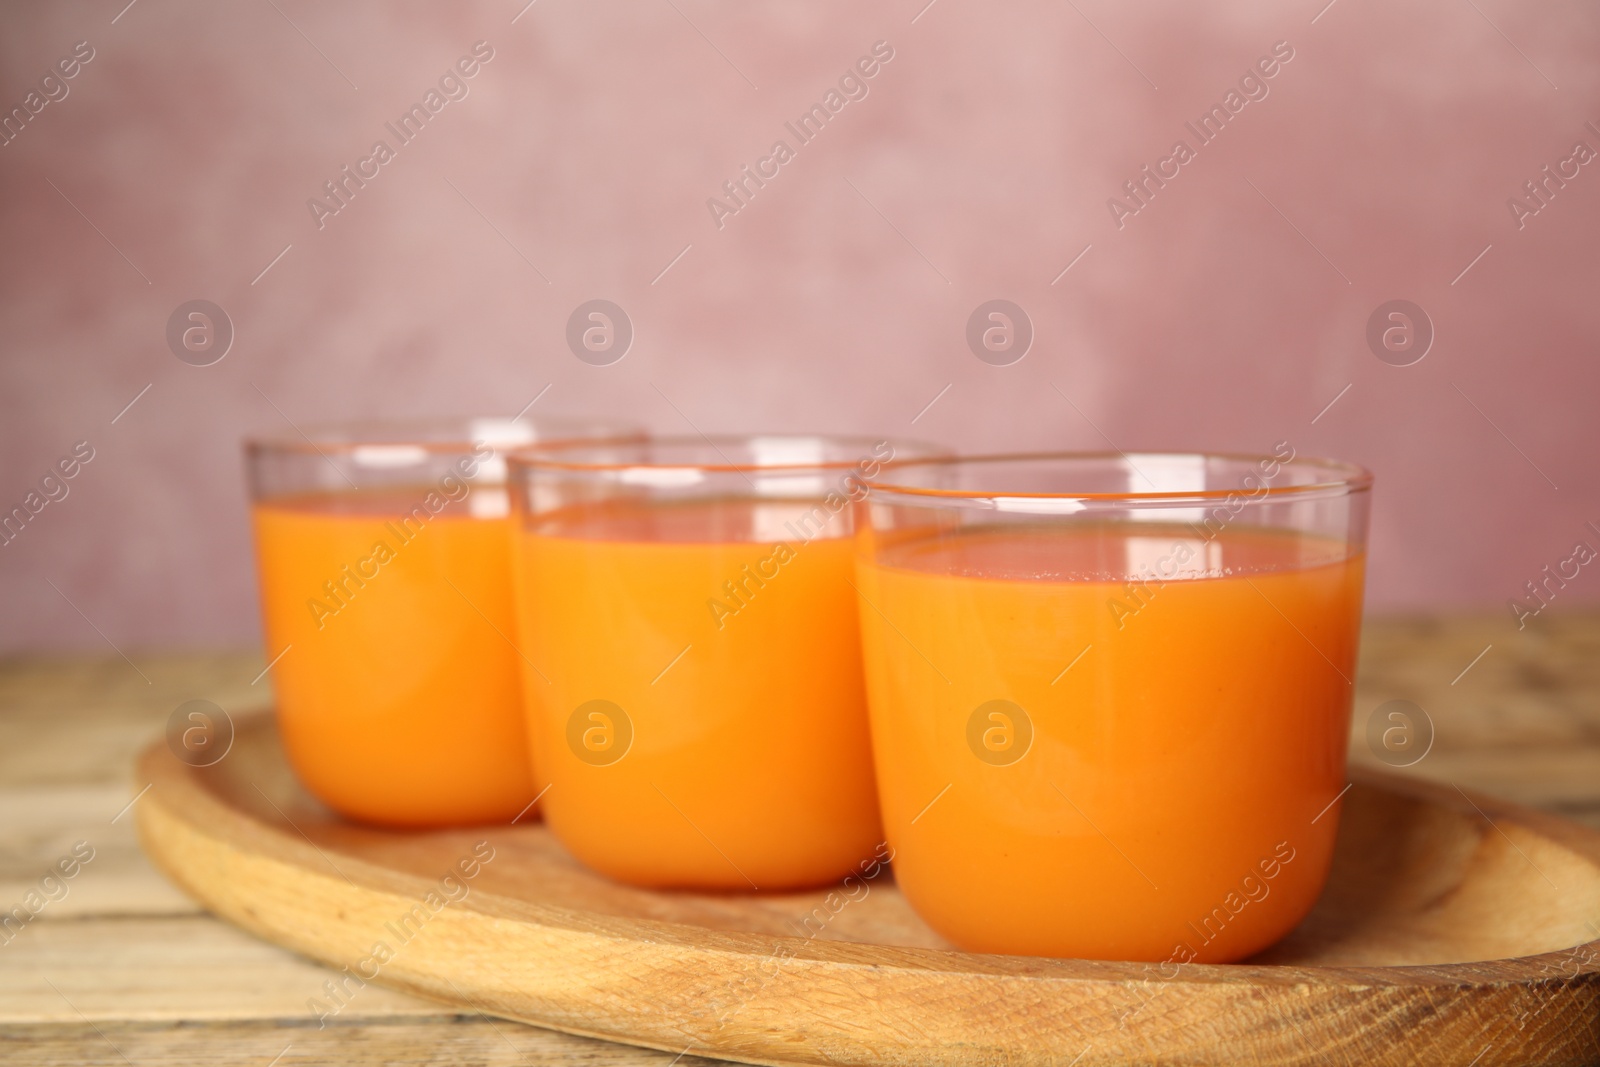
left=136, top=711, right=1600, bottom=1067
left=0, top=1019, right=728, bottom=1067
left=1350, top=614, right=1600, bottom=827
left=4, top=610, right=1600, bottom=1063
left=0, top=916, right=433, bottom=1023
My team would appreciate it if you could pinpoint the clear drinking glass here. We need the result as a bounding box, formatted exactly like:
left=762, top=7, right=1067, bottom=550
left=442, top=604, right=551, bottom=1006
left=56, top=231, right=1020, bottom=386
left=246, top=416, right=638, bottom=828
left=854, top=449, right=1371, bottom=962
left=507, top=435, right=944, bottom=890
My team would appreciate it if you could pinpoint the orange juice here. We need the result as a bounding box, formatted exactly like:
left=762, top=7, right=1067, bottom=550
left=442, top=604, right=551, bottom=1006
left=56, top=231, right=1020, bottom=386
left=253, top=491, right=536, bottom=827
left=855, top=520, right=1364, bottom=962
left=515, top=499, right=883, bottom=890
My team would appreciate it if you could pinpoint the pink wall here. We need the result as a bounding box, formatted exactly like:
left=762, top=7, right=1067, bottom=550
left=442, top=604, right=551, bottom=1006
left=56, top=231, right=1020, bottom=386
left=2, top=0, right=1598, bottom=653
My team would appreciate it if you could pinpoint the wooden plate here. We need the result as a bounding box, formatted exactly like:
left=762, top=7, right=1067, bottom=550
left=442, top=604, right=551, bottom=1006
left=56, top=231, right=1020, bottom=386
left=135, top=712, right=1600, bottom=1066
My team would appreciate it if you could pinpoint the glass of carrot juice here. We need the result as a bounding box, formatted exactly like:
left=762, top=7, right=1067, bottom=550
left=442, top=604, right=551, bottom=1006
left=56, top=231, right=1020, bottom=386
left=854, top=450, right=1371, bottom=962
left=508, top=435, right=942, bottom=890
left=247, top=417, right=635, bottom=828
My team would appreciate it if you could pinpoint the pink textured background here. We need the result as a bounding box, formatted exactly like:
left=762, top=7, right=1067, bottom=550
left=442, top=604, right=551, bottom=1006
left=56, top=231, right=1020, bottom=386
left=1, top=0, right=1597, bottom=653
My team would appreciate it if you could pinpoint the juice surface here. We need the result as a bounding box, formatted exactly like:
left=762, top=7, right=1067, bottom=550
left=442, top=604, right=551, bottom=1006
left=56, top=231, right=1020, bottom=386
left=855, top=520, right=1364, bottom=963
left=253, top=490, right=536, bottom=827
left=516, top=498, right=883, bottom=890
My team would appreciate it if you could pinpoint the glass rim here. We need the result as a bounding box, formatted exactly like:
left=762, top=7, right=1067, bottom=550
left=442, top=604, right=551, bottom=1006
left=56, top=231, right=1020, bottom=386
left=507, top=434, right=948, bottom=475
left=243, top=417, right=642, bottom=458
left=862, top=450, right=1374, bottom=504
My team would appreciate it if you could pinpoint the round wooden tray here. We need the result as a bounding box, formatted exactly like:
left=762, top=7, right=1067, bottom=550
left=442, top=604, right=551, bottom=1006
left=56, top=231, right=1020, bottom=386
left=135, top=712, right=1600, bottom=1066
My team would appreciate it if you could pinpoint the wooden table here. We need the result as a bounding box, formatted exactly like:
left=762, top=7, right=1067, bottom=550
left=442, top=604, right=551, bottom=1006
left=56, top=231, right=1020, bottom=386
left=3, top=613, right=1598, bottom=1065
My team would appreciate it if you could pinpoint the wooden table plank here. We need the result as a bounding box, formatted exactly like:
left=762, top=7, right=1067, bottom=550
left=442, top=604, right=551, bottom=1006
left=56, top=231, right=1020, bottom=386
left=0, top=1020, right=725, bottom=1067
left=0, top=784, right=198, bottom=919
left=1349, top=612, right=1600, bottom=828
left=0, top=916, right=438, bottom=1023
